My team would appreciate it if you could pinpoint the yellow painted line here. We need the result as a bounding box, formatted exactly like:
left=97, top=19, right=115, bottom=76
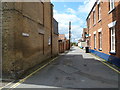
left=100, top=61, right=120, bottom=74
left=79, top=48, right=119, bottom=73
left=79, top=48, right=120, bottom=74
left=0, top=81, right=14, bottom=89
left=8, top=56, right=58, bottom=89
left=89, top=53, right=120, bottom=74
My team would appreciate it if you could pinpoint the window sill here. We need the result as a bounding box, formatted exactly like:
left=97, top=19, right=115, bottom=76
left=98, top=19, right=102, bottom=23
left=94, top=48, right=96, bottom=50
left=109, top=51, right=116, bottom=55
left=93, top=24, right=96, bottom=27
left=108, top=8, right=115, bottom=14
left=98, top=48, right=102, bottom=51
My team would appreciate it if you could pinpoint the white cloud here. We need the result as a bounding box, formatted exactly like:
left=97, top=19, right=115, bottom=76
left=54, top=13, right=81, bottom=24
left=51, top=0, right=95, bottom=3
left=64, top=5, right=67, bottom=7
left=65, top=33, right=69, bottom=39
left=53, top=0, right=96, bottom=42
left=66, top=8, right=76, bottom=14
left=54, top=10, right=84, bottom=41
left=78, top=0, right=96, bottom=13
left=53, top=9, right=58, bottom=14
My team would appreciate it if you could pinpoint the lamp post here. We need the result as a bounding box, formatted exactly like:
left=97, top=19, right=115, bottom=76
left=69, top=21, right=71, bottom=50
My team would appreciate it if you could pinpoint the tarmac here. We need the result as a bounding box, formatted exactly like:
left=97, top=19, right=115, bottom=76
left=1, top=46, right=119, bottom=89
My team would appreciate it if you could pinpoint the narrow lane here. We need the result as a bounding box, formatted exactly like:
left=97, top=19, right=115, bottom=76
left=9, top=46, right=119, bottom=88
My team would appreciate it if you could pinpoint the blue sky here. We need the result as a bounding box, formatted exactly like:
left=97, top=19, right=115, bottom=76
left=52, top=0, right=95, bottom=42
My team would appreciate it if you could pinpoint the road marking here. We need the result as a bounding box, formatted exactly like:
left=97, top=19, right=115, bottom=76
left=100, top=61, right=120, bottom=74
left=78, top=48, right=120, bottom=74
left=89, top=53, right=120, bottom=74
left=4, top=56, right=58, bottom=89
left=0, top=81, right=14, bottom=89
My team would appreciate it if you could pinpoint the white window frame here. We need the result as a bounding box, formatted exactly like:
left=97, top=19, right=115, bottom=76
left=109, top=0, right=115, bottom=11
left=110, top=27, right=116, bottom=52
left=108, top=21, right=116, bottom=53
left=89, top=36, right=91, bottom=48
left=93, top=11, right=96, bottom=25
left=99, top=32, right=102, bottom=50
left=94, top=34, right=96, bottom=49
left=88, top=17, right=91, bottom=29
left=98, top=3, right=101, bottom=21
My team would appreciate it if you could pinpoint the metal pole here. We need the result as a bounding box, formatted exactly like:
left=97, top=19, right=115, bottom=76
left=69, top=21, right=71, bottom=50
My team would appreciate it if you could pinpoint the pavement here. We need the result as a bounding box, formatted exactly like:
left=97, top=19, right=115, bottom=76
left=2, top=46, right=120, bottom=89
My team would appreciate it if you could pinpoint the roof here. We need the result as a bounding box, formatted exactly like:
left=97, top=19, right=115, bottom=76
left=83, top=28, right=88, bottom=32
left=59, top=34, right=66, bottom=40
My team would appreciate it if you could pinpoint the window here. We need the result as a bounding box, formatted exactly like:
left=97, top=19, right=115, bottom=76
left=48, top=37, right=51, bottom=45
left=93, top=11, right=96, bottom=25
left=110, top=27, right=115, bottom=52
left=108, top=21, right=116, bottom=53
left=98, top=3, right=101, bottom=20
left=85, top=32, right=87, bottom=38
left=89, top=36, right=91, bottom=48
left=88, top=17, right=90, bottom=29
left=99, top=32, right=102, bottom=50
left=94, top=34, right=96, bottom=49
left=109, top=0, right=115, bottom=11
left=89, top=18, right=91, bottom=28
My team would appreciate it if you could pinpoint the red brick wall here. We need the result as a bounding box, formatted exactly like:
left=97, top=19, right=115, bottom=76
left=116, top=2, right=120, bottom=58
left=87, top=1, right=120, bottom=58
left=58, top=40, right=69, bottom=53
left=59, top=42, right=64, bottom=53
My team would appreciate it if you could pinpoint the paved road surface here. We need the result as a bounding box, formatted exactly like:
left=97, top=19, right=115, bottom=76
left=5, top=46, right=119, bottom=89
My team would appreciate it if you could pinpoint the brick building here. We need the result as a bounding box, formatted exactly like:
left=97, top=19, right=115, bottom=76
left=78, top=28, right=89, bottom=48
left=82, top=28, right=89, bottom=42
left=58, top=34, right=69, bottom=53
left=52, top=18, right=59, bottom=57
left=2, top=2, right=58, bottom=78
left=86, top=0, right=120, bottom=67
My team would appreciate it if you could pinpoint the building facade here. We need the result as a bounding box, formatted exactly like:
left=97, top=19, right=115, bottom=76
left=52, top=18, right=59, bottom=57
left=2, top=2, right=58, bottom=78
left=86, top=0, right=120, bottom=67
left=82, top=28, right=89, bottom=42
left=78, top=28, right=89, bottom=48
left=58, top=34, right=69, bottom=53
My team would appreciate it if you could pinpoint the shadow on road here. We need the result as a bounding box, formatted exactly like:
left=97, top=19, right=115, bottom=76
left=14, top=47, right=119, bottom=89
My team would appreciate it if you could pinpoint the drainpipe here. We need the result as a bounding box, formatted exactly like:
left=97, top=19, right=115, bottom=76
left=51, top=3, right=53, bottom=58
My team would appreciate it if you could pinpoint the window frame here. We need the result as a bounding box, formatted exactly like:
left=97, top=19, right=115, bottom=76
left=98, top=3, right=101, bottom=21
left=93, top=10, right=96, bottom=25
left=109, top=0, right=115, bottom=11
left=110, top=27, right=116, bottom=52
left=94, top=34, right=97, bottom=49
left=98, top=32, right=102, bottom=50
left=88, top=17, right=90, bottom=29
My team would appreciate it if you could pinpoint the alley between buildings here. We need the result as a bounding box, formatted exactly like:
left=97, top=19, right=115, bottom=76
left=4, top=46, right=118, bottom=89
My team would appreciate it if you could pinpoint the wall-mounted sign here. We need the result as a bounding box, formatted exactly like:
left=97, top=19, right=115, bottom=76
left=38, top=29, right=45, bottom=35
left=22, top=33, right=29, bottom=37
